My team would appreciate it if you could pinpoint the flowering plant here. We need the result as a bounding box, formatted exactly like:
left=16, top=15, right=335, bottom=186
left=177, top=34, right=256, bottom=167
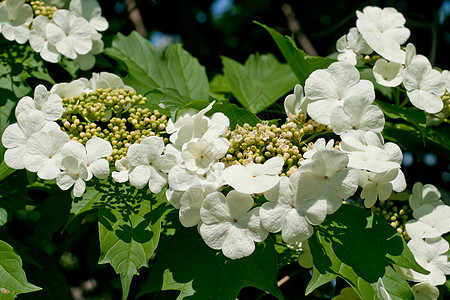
left=0, top=1, right=449, bottom=299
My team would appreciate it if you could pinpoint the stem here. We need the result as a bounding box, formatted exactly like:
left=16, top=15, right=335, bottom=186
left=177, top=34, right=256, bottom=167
left=394, top=87, right=400, bottom=106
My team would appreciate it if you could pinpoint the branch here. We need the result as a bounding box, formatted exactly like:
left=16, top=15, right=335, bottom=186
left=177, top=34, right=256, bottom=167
left=126, top=0, right=148, bottom=38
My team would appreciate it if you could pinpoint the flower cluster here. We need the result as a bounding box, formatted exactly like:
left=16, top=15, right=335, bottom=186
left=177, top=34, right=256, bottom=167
left=0, top=0, right=107, bottom=69
left=336, top=6, right=450, bottom=115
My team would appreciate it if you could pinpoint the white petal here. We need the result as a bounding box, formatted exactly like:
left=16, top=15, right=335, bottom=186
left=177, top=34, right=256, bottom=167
left=89, top=159, right=110, bottom=179
left=128, top=165, right=150, bottom=189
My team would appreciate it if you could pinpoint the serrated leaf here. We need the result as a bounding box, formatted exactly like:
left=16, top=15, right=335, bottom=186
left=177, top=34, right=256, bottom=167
left=0, top=240, right=41, bottom=299
left=209, top=100, right=260, bottom=129
left=144, top=87, right=198, bottom=118
left=104, top=32, right=209, bottom=100
left=305, top=267, right=336, bottom=295
left=256, top=22, right=335, bottom=85
left=308, top=205, right=422, bottom=299
left=374, top=266, right=414, bottom=300
left=139, top=228, right=283, bottom=300
left=209, top=74, right=231, bottom=100
left=221, top=53, right=297, bottom=114
left=95, top=180, right=171, bottom=300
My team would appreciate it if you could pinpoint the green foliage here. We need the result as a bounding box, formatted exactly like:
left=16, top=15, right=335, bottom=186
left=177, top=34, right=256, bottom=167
left=0, top=207, right=6, bottom=227
left=209, top=74, right=232, bottom=100
left=0, top=161, right=15, bottom=182
left=221, top=53, right=297, bottom=114
left=0, top=240, right=41, bottom=299
left=209, top=100, right=261, bottom=129
left=256, top=22, right=335, bottom=85
left=104, top=32, right=209, bottom=100
left=139, top=228, right=283, bottom=299
left=307, top=205, right=427, bottom=299
left=375, top=100, right=426, bottom=129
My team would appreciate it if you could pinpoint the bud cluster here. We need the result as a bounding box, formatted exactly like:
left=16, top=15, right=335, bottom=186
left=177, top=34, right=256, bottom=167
left=59, top=88, right=168, bottom=163
left=222, top=117, right=331, bottom=175
left=370, top=200, right=410, bottom=239
left=27, top=0, right=57, bottom=19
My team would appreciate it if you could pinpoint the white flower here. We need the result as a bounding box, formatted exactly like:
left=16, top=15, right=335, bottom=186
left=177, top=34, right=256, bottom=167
left=284, top=84, right=306, bottom=117
left=166, top=101, right=229, bottom=146
left=412, top=283, right=439, bottom=300
left=180, top=138, right=229, bottom=174
left=359, top=168, right=406, bottom=208
left=166, top=188, right=184, bottom=209
left=29, top=16, right=61, bottom=63
left=50, top=78, right=90, bottom=98
left=403, top=55, right=446, bottom=114
left=61, top=138, right=112, bottom=180
left=356, top=6, right=410, bottom=63
left=112, top=157, right=133, bottom=183
left=394, top=237, right=450, bottom=286
left=373, top=59, right=403, bottom=87
left=303, top=138, right=334, bottom=159
left=168, top=162, right=224, bottom=192
left=24, top=130, right=69, bottom=180
left=46, top=9, right=93, bottom=59
left=223, top=156, right=284, bottom=194
left=199, top=190, right=268, bottom=259
left=69, top=0, right=108, bottom=32
left=2, top=110, right=60, bottom=169
left=77, top=36, right=104, bottom=71
left=0, top=0, right=32, bottom=44
left=409, top=182, right=443, bottom=211
left=376, top=278, right=392, bottom=300
left=304, top=62, right=375, bottom=125
left=330, top=96, right=384, bottom=135
left=339, top=131, right=402, bottom=173
left=260, top=175, right=327, bottom=244
left=15, top=84, right=63, bottom=121
left=57, top=156, right=89, bottom=197
left=336, top=27, right=373, bottom=65
left=178, top=184, right=216, bottom=227
left=89, top=72, right=130, bottom=91
left=297, top=149, right=358, bottom=214
left=127, top=136, right=176, bottom=193
left=405, top=204, right=450, bottom=239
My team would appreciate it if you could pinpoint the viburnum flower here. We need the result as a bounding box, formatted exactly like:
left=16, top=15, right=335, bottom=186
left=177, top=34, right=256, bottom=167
left=303, top=138, right=334, bottom=159
left=76, top=36, right=104, bottom=71
left=89, top=72, right=131, bottom=91
left=180, top=138, right=229, bottom=174
left=112, top=157, right=133, bottom=183
left=178, top=184, right=216, bottom=227
left=336, top=27, right=373, bottom=65
left=394, top=237, right=450, bottom=286
left=373, top=59, right=403, bottom=87
left=69, top=0, right=109, bottom=32
left=168, top=162, right=224, bottom=191
left=46, top=9, right=93, bottom=59
left=166, top=101, right=229, bottom=146
left=339, top=131, right=403, bottom=173
left=29, top=16, right=61, bottom=63
left=223, top=156, right=284, bottom=194
left=359, top=169, right=406, bottom=208
left=296, top=149, right=358, bottom=214
left=57, top=156, right=89, bottom=197
left=15, top=84, right=63, bottom=121
left=127, top=136, right=176, bottom=193
left=356, top=6, right=410, bottom=63
left=411, top=283, right=439, bottom=300
left=199, top=190, right=268, bottom=259
left=2, top=110, right=60, bottom=169
left=50, top=78, right=90, bottom=98
left=260, top=175, right=327, bottom=244
left=24, top=130, right=70, bottom=180
left=0, top=0, right=33, bottom=44
left=284, top=84, right=306, bottom=117
left=409, top=182, right=443, bottom=211
left=304, top=62, right=375, bottom=125
left=403, top=55, right=446, bottom=114
left=61, top=138, right=112, bottom=180
left=330, top=96, right=385, bottom=135
left=405, top=204, right=450, bottom=239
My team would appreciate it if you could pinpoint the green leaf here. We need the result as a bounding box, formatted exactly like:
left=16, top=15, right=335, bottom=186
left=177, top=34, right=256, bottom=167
left=374, top=100, right=426, bottom=128
left=0, top=207, right=6, bottom=227
left=308, top=205, right=423, bottom=299
left=375, top=266, right=415, bottom=300
left=359, top=68, right=393, bottom=98
left=139, top=228, right=283, bottom=299
left=256, top=22, right=335, bottom=85
left=0, top=240, right=41, bottom=299
left=144, top=87, right=199, bottom=118
left=305, top=267, right=336, bottom=295
left=104, top=32, right=209, bottom=100
left=209, top=74, right=232, bottom=100
left=94, top=180, right=171, bottom=300
left=0, top=161, right=15, bottom=181
left=0, top=99, right=16, bottom=162
left=209, top=100, right=260, bottom=129
left=221, top=53, right=297, bottom=114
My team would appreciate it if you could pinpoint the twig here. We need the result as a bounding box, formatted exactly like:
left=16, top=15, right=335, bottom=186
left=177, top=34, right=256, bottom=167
left=281, top=3, right=318, bottom=56
left=126, top=0, right=148, bottom=38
